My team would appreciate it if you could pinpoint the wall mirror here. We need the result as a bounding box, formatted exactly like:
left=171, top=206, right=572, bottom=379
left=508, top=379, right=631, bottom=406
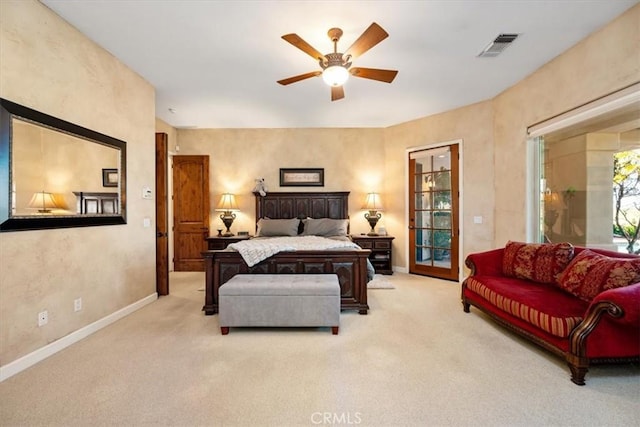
left=0, top=98, right=126, bottom=231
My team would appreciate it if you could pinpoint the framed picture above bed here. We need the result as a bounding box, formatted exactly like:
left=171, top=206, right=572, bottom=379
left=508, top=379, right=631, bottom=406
left=279, top=168, right=324, bottom=187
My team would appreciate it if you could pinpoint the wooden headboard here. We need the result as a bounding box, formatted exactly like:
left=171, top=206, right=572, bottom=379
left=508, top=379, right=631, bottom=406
left=254, top=191, right=350, bottom=220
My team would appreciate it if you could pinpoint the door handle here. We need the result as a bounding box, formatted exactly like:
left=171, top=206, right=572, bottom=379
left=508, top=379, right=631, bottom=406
left=157, top=231, right=167, bottom=238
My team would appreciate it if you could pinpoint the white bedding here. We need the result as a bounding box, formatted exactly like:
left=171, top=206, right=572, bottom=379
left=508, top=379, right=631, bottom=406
left=226, top=235, right=361, bottom=267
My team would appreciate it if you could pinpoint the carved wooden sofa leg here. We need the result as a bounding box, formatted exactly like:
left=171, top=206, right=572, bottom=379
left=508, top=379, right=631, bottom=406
left=461, top=281, right=471, bottom=313
left=566, top=353, right=589, bottom=386
left=567, top=361, right=588, bottom=386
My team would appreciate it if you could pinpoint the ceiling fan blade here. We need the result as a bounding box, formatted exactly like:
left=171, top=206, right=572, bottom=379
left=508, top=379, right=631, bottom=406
left=277, top=71, right=322, bottom=86
left=282, top=34, right=326, bottom=62
left=344, top=23, right=389, bottom=59
left=350, top=67, right=398, bottom=83
left=331, top=86, right=345, bottom=101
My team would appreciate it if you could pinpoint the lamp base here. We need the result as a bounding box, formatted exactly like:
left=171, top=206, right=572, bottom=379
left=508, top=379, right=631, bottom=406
left=364, top=211, right=381, bottom=238
left=220, top=212, right=236, bottom=238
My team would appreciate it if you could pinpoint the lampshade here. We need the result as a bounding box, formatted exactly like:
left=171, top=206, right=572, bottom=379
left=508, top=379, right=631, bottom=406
left=322, top=65, right=349, bottom=87
left=215, top=193, right=239, bottom=212
left=544, top=191, right=562, bottom=209
left=363, top=193, right=383, bottom=211
left=28, top=191, right=59, bottom=213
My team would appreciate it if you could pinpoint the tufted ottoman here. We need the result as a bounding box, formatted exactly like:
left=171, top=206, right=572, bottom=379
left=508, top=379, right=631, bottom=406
left=219, top=274, right=340, bottom=335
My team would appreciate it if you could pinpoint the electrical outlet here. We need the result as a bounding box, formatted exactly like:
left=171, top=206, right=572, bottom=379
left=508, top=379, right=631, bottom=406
left=38, top=310, right=48, bottom=327
left=74, top=298, right=82, bottom=312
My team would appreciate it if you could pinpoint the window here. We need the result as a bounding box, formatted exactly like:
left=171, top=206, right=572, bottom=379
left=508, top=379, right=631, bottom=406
left=528, top=84, right=640, bottom=253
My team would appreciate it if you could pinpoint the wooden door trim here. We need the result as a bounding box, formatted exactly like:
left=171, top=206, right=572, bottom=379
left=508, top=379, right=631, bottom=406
left=155, top=133, right=169, bottom=295
left=406, top=141, right=462, bottom=281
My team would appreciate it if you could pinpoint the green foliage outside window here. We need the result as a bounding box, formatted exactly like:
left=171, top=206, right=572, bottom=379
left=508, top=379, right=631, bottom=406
left=613, top=150, right=640, bottom=254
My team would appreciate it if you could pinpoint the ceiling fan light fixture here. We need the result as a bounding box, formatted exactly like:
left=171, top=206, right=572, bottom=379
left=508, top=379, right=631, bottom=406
left=322, top=65, right=349, bottom=87
left=279, top=23, right=396, bottom=99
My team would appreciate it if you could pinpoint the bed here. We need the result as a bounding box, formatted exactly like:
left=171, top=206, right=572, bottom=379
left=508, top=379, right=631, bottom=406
left=202, top=191, right=371, bottom=315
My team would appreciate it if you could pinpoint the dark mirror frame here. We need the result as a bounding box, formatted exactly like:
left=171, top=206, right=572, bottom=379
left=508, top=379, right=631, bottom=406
left=0, top=98, right=127, bottom=232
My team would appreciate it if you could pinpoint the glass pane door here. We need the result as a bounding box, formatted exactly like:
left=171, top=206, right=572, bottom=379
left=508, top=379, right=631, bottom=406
left=409, top=144, right=459, bottom=280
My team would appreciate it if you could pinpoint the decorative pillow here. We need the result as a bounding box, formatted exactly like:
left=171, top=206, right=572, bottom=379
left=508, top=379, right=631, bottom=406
left=256, top=218, right=300, bottom=237
left=301, top=218, right=349, bottom=237
left=502, top=241, right=574, bottom=284
left=557, top=249, right=640, bottom=301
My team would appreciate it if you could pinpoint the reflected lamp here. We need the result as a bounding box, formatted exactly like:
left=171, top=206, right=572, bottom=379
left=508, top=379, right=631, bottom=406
left=363, top=193, right=383, bottom=236
left=28, top=191, right=60, bottom=214
left=215, top=193, right=239, bottom=236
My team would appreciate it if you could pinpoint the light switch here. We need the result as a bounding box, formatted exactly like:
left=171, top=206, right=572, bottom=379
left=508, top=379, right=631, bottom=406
left=142, top=186, right=152, bottom=199
left=143, top=217, right=151, bottom=228
left=473, top=216, right=483, bottom=224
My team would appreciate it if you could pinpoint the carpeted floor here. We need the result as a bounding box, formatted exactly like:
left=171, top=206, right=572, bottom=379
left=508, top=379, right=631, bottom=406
left=0, top=272, right=638, bottom=426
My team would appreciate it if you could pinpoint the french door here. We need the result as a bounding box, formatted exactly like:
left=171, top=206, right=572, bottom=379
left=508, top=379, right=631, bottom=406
left=408, top=144, right=460, bottom=281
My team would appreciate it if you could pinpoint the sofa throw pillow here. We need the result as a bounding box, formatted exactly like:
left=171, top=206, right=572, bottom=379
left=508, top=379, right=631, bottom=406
left=502, top=241, right=574, bottom=285
left=256, top=218, right=300, bottom=237
left=557, top=249, right=640, bottom=301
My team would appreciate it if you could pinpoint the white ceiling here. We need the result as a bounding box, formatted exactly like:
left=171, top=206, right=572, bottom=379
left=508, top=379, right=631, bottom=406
left=41, top=0, right=638, bottom=129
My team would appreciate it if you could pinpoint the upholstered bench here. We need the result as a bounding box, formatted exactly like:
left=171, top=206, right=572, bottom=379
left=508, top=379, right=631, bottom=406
left=219, top=274, right=340, bottom=335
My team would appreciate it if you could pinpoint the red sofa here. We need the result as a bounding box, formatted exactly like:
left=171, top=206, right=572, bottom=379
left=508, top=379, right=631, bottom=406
left=462, top=242, right=640, bottom=385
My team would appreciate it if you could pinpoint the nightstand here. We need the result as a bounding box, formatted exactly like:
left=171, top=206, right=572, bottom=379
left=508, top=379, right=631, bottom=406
left=350, top=235, right=394, bottom=275
left=205, top=235, right=251, bottom=250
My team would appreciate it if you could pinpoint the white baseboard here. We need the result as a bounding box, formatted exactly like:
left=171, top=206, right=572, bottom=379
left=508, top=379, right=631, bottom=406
left=0, top=293, right=158, bottom=382
left=393, top=266, right=408, bottom=274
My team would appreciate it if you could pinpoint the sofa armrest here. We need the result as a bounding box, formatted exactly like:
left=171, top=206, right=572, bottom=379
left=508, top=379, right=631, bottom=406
left=465, top=248, right=505, bottom=276
left=588, top=282, right=640, bottom=327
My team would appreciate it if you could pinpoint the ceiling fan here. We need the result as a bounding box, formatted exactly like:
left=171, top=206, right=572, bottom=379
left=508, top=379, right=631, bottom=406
left=277, top=22, right=398, bottom=101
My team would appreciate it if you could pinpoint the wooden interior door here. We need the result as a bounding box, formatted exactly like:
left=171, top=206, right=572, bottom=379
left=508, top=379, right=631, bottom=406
left=173, top=155, right=209, bottom=271
left=409, top=144, right=460, bottom=281
left=155, top=133, right=169, bottom=295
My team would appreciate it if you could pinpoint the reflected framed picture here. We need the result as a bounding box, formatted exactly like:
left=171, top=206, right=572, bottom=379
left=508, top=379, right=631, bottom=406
left=102, top=168, right=118, bottom=187
left=279, top=168, right=324, bottom=187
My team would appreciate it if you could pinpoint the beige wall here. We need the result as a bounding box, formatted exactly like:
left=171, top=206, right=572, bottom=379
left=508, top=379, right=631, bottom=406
left=155, top=118, right=178, bottom=152
left=492, top=4, right=640, bottom=245
left=175, top=128, right=385, bottom=236
left=383, top=101, right=495, bottom=271
left=0, top=0, right=156, bottom=366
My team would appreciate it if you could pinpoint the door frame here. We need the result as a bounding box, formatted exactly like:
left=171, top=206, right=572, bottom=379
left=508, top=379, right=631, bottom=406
left=155, top=133, right=169, bottom=295
left=405, top=139, right=464, bottom=281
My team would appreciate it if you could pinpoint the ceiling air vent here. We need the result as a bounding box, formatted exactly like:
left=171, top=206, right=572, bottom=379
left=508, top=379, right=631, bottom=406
left=477, top=33, right=519, bottom=57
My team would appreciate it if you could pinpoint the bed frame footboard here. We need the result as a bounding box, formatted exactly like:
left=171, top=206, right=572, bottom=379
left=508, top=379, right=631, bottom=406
left=202, top=249, right=371, bottom=315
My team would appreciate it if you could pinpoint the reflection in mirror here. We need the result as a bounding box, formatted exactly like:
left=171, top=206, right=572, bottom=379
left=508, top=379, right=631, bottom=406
left=12, top=119, right=120, bottom=216
left=0, top=98, right=127, bottom=231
